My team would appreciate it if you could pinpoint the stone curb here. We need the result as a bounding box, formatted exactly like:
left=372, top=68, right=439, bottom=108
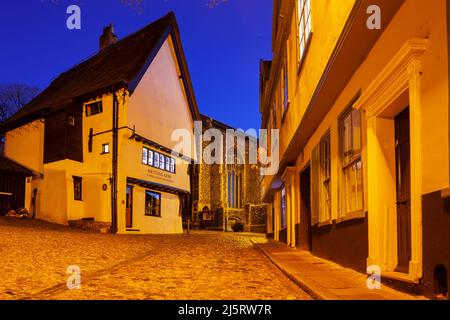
left=251, top=239, right=328, bottom=300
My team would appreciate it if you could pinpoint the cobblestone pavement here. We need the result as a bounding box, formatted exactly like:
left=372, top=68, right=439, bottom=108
left=0, top=218, right=311, bottom=300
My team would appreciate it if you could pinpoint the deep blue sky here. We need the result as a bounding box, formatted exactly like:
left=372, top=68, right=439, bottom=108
left=0, top=0, right=272, bottom=130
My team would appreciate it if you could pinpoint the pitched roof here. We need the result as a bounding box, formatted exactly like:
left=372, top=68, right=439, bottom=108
left=0, top=12, right=200, bottom=132
left=0, top=155, right=33, bottom=175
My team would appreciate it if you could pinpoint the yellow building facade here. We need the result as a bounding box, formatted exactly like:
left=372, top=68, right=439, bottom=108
left=261, top=0, right=449, bottom=299
left=1, top=13, right=200, bottom=235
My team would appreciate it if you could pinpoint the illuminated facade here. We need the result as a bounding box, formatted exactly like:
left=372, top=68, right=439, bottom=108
left=260, top=0, right=449, bottom=299
left=0, top=13, right=200, bottom=235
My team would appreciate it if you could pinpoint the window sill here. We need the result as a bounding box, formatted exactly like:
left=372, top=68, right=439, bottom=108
left=335, top=211, right=366, bottom=224
left=145, top=214, right=162, bottom=218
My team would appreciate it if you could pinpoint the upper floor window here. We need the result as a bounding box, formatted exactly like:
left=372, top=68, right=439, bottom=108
left=297, top=0, right=312, bottom=64
left=283, top=58, right=289, bottom=113
left=85, top=101, right=103, bottom=117
left=102, top=143, right=110, bottom=154
left=339, top=107, right=363, bottom=217
left=142, top=147, right=176, bottom=174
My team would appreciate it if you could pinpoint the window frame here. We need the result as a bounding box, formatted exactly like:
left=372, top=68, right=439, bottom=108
left=142, top=147, right=176, bottom=174
left=296, top=0, right=313, bottom=73
left=73, top=176, right=83, bottom=201
left=319, top=131, right=332, bottom=224
left=101, top=143, right=110, bottom=155
left=338, top=106, right=364, bottom=219
left=85, top=101, right=103, bottom=117
left=144, top=190, right=162, bottom=217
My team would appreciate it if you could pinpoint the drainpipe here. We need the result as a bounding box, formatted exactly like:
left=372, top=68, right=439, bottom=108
left=110, top=91, right=119, bottom=234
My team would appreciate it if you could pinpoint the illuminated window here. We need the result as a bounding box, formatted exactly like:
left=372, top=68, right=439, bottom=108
left=170, top=158, right=175, bottom=173
left=142, top=148, right=175, bottom=173
left=297, top=0, right=312, bottom=64
left=148, top=150, right=153, bottom=166
left=154, top=152, right=160, bottom=168
left=340, top=107, right=363, bottom=217
left=165, top=157, right=170, bottom=172
left=145, top=191, right=161, bottom=217
left=159, top=154, right=165, bottom=170
left=142, top=148, right=148, bottom=165
left=102, top=143, right=110, bottom=154
left=85, top=101, right=103, bottom=117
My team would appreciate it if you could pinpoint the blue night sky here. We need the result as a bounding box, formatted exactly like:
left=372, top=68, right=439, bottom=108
left=0, top=0, right=273, bottom=131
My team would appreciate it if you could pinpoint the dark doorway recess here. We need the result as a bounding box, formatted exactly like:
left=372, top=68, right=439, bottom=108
left=395, top=107, right=412, bottom=273
left=299, top=166, right=312, bottom=251
left=126, top=185, right=133, bottom=229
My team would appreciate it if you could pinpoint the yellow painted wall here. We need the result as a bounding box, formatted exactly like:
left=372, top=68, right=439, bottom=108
left=127, top=35, right=195, bottom=159
left=124, top=187, right=183, bottom=234
left=267, top=0, right=448, bottom=238
left=4, top=120, right=44, bottom=173
left=280, top=0, right=356, bottom=157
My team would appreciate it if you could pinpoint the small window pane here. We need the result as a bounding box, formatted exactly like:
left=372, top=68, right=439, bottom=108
left=159, top=154, right=165, bottom=170
left=154, top=152, right=160, bottom=168
left=166, top=157, right=170, bottom=171
left=102, top=144, right=110, bottom=154
left=142, top=148, right=148, bottom=165
left=148, top=150, right=153, bottom=166
left=170, top=158, right=175, bottom=173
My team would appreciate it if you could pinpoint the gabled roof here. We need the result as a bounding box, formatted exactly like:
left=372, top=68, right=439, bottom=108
left=0, top=12, right=200, bottom=133
left=0, top=155, right=33, bottom=175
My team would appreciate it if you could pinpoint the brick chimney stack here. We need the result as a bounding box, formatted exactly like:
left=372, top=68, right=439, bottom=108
left=99, top=24, right=118, bottom=50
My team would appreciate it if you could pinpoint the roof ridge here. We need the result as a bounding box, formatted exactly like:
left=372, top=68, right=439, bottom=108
left=50, top=12, right=175, bottom=87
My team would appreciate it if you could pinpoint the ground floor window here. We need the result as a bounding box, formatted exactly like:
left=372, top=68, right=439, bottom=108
left=339, top=107, right=364, bottom=217
left=311, top=131, right=332, bottom=225
left=145, top=190, right=161, bottom=217
left=73, top=176, right=82, bottom=201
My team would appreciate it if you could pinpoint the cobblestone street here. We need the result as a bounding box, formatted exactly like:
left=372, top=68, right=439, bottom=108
left=0, top=218, right=311, bottom=300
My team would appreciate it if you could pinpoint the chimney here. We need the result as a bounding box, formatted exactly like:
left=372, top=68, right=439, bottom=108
left=99, top=24, right=118, bottom=50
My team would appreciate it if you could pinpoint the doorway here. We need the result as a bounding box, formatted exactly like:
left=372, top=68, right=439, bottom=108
left=126, top=185, right=133, bottom=229
left=395, top=107, right=412, bottom=273
left=299, top=166, right=312, bottom=251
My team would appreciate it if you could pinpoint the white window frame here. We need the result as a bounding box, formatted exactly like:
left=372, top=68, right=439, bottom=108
left=297, top=0, right=312, bottom=65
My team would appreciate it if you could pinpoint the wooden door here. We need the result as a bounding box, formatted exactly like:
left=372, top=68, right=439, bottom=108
left=395, top=107, right=412, bottom=273
left=126, top=185, right=133, bottom=229
left=299, top=166, right=312, bottom=251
